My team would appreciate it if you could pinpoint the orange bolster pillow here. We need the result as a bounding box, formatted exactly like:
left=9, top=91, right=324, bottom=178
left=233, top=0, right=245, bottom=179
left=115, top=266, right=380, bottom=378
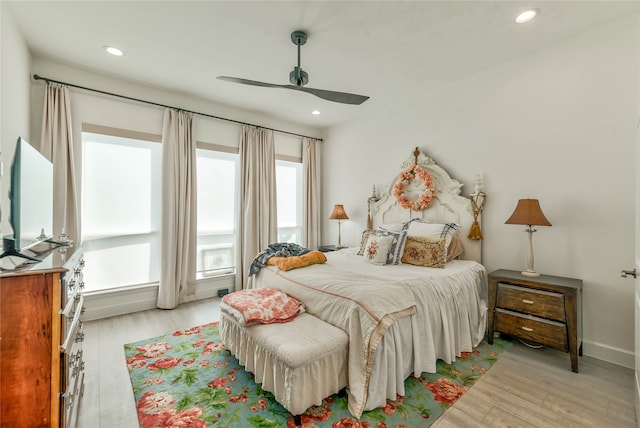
left=266, top=250, right=327, bottom=271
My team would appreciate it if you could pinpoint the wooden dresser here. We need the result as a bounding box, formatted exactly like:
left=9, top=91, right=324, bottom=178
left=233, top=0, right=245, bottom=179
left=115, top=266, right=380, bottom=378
left=0, top=248, right=85, bottom=427
left=487, top=269, right=582, bottom=372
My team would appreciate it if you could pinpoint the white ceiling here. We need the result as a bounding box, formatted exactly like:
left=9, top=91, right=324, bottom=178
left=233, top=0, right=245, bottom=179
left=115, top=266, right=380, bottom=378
left=6, top=1, right=640, bottom=129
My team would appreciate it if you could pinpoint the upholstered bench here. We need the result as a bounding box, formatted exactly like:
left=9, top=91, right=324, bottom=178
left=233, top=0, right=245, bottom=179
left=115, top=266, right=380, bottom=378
left=219, top=310, right=349, bottom=419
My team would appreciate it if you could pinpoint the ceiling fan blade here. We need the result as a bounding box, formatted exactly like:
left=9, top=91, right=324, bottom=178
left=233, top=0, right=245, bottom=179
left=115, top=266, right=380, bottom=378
left=287, top=85, right=369, bottom=105
left=217, top=76, right=281, bottom=88
left=218, top=76, right=369, bottom=105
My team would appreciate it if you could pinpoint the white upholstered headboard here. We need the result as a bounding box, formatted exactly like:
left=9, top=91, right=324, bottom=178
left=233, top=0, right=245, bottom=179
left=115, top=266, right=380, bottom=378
left=371, top=148, right=482, bottom=263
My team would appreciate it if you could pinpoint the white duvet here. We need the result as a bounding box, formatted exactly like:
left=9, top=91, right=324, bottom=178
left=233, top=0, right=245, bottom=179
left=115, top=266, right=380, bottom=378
left=251, top=248, right=488, bottom=418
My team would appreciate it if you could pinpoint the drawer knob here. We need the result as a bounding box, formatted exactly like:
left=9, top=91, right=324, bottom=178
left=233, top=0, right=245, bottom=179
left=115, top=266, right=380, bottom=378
left=521, top=326, right=533, bottom=332
left=522, top=299, right=534, bottom=304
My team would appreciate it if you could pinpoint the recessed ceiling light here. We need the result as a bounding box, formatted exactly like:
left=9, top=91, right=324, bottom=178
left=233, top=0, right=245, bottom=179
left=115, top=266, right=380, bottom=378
left=312, top=110, right=320, bottom=115
left=515, top=9, right=538, bottom=24
left=104, top=46, right=125, bottom=56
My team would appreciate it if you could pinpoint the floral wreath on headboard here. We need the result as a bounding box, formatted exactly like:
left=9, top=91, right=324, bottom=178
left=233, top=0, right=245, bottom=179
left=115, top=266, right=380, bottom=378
left=392, top=148, right=436, bottom=211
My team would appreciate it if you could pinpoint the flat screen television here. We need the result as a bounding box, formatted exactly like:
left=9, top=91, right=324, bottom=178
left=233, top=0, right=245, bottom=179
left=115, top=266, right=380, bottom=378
left=1, top=137, right=54, bottom=260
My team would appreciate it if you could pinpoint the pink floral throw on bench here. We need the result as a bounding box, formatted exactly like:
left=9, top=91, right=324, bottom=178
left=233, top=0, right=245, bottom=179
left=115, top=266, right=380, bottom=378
left=221, top=288, right=304, bottom=325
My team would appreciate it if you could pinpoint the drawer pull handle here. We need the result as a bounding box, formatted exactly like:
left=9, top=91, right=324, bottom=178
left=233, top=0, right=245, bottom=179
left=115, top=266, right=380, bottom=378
left=522, top=299, right=534, bottom=304
left=521, top=326, right=533, bottom=332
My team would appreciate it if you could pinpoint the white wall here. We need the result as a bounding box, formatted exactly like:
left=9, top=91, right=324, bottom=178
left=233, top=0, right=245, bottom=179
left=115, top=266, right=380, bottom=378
left=323, top=16, right=639, bottom=368
left=0, top=4, right=32, bottom=240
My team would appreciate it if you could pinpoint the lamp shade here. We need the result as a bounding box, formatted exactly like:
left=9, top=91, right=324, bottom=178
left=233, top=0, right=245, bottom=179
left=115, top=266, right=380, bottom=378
left=505, top=199, right=551, bottom=226
left=329, top=204, right=349, bottom=220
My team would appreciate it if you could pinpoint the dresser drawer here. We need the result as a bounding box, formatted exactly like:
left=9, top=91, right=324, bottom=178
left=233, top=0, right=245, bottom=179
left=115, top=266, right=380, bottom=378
left=495, top=308, right=568, bottom=351
left=497, top=283, right=565, bottom=322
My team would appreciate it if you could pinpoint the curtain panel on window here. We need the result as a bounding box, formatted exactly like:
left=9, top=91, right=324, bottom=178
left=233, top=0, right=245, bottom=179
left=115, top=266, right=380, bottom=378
left=302, top=137, right=321, bottom=249
left=40, top=83, right=79, bottom=243
left=236, top=125, right=278, bottom=290
left=157, top=109, right=197, bottom=309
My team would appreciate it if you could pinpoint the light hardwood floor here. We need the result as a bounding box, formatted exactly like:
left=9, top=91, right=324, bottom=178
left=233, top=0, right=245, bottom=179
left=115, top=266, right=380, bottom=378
left=77, top=297, right=636, bottom=428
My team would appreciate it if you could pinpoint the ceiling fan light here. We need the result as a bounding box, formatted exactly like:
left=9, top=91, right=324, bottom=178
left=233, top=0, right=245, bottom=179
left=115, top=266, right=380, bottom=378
left=104, top=45, right=124, bottom=56
left=312, top=110, right=320, bottom=115
left=515, top=9, right=538, bottom=24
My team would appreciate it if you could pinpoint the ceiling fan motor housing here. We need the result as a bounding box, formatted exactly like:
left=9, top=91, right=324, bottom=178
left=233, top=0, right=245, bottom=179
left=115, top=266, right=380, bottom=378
left=289, top=66, right=308, bottom=87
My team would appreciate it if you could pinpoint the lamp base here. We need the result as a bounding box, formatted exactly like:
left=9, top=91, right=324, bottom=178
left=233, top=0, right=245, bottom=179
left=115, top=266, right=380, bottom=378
left=521, top=269, right=541, bottom=278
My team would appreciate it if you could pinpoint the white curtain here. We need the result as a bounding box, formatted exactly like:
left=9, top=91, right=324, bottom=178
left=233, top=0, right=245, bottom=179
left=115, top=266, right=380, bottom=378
left=40, top=83, right=79, bottom=243
left=302, top=137, right=321, bottom=248
left=157, top=109, right=197, bottom=309
left=235, top=125, right=277, bottom=290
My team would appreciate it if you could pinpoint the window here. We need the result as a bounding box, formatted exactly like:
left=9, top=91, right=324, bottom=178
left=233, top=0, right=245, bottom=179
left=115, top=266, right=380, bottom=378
left=196, top=148, right=238, bottom=278
left=80, top=131, right=299, bottom=290
left=81, top=132, right=161, bottom=292
left=276, top=159, right=302, bottom=244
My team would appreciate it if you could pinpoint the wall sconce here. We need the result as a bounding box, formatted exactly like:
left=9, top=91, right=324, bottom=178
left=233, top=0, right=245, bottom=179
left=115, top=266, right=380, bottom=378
left=329, top=204, right=349, bottom=249
left=468, top=174, right=486, bottom=240
left=505, top=198, right=552, bottom=277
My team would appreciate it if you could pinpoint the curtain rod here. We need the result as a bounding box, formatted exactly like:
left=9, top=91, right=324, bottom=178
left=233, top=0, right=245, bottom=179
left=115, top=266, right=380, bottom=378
left=32, top=74, right=323, bottom=142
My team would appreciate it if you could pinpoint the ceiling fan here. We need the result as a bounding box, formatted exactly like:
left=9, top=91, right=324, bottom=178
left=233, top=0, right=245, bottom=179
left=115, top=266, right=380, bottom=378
left=217, top=31, right=369, bottom=105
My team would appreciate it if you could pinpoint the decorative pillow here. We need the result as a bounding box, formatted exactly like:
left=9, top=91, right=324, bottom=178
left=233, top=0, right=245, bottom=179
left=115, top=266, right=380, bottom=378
left=363, top=234, right=394, bottom=265
left=401, top=236, right=447, bottom=268
left=376, top=226, right=408, bottom=265
left=357, top=229, right=376, bottom=256
left=446, top=235, right=464, bottom=262
left=220, top=300, right=306, bottom=327
left=221, top=288, right=305, bottom=324
left=266, top=251, right=327, bottom=271
left=405, top=220, right=459, bottom=253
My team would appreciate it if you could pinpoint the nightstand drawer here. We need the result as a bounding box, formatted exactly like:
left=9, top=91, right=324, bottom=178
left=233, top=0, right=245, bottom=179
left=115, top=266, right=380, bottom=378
left=495, top=308, right=567, bottom=351
left=497, top=283, right=565, bottom=322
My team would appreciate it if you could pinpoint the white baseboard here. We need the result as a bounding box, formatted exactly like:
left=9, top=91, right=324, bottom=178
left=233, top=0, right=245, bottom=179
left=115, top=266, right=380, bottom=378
left=582, top=339, right=635, bottom=369
left=82, top=275, right=234, bottom=321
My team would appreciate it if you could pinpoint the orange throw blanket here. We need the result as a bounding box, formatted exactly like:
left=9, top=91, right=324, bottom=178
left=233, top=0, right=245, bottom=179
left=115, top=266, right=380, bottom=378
left=266, top=250, right=327, bottom=271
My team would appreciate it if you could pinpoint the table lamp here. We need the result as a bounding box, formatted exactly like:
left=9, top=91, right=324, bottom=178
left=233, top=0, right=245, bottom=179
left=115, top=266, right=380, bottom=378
left=505, top=198, right=551, bottom=277
left=329, top=204, right=349, bottom=249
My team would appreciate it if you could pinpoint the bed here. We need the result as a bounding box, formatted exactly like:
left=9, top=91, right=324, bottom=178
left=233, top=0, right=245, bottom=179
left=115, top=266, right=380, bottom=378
left=249, top=148, right=488, bottom=418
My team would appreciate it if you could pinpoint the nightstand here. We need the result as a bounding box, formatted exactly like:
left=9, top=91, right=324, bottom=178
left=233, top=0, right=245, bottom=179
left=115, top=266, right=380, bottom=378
left=487, top=269, right=583, bottom=372
left=318, top=245, right=341, bottom=252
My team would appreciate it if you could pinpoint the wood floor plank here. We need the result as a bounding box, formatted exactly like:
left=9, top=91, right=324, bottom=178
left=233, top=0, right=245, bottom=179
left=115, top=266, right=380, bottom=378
left=432, top=406, right=490, bottom=428
left=76, top=297, right=636, bottom=428
left=482, top=406, right=540, bottom=428
left=438, top=388, right=493, bottom=422
left=608, top=398, right=638, bottom=426
left=470, top=376, right=563, bottom=427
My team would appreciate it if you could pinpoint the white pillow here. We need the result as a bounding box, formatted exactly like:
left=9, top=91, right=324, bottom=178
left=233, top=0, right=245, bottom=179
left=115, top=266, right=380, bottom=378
left=376, top=226, right=408, bottom=265
left=405, top=220, right=459, bottom=251
left=363, top=235, right=394, bottom=265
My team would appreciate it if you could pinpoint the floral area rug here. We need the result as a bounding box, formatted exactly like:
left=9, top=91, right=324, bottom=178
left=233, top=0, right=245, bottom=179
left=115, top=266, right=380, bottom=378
left=124, top=322, right=511, bottom=428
